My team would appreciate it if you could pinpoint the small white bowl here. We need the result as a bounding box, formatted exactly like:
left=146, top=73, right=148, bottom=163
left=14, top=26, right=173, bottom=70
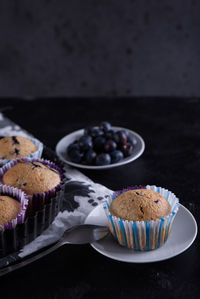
left=55, top=126, right=145, bottom=170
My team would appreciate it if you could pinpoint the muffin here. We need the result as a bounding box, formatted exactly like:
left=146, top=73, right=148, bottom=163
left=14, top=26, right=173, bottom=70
left=0, top=196, right=22, bottom=226
left=2, top=161, right=61, bottom=195
left=104, top=185, right=179, bottom=251
left=109, top=189, right=172, bottom=222
left=0, top=136, right=43, bottom=165
left=0, top=158, right=63, bottom=215
left=0, top=185, right=28, bottom=231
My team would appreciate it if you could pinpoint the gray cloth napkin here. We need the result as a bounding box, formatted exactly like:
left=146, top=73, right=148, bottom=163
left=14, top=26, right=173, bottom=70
left=0, top=113, right=112, bottom=260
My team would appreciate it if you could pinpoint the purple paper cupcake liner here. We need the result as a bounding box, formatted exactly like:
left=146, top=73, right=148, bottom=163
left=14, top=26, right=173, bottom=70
left=0, top=157, right=64, bottom=216
left=0, top=136, right=43, bottom=166
left=0, top=184, right=28, bottom=231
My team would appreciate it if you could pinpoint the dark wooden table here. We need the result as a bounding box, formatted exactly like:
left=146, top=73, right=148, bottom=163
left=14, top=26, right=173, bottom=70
left=0, top=98, right=199, bottom=299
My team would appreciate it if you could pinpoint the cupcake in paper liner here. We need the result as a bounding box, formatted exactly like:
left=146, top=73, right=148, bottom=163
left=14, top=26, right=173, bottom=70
left=0, top=158, right=63, bottom=216
left=0, top=136, right=43, bottom=166
left=0, top=184, right=28, bottom=232
left=103, top=185, right=179, bottom=251
left=0, top=185, right=62, bottom=257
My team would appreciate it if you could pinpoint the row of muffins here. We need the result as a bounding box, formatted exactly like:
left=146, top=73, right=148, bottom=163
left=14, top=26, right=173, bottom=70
left=0, top=136, right=63, bottom=232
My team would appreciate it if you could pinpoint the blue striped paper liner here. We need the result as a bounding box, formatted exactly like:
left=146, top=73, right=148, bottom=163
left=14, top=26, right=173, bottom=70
left=103, top=185, right=179, bottom=251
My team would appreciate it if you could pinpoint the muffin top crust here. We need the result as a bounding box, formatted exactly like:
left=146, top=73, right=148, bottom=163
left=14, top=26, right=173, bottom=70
left=109, top=189, right=172, bottom=221
left=0, top=136, right=37, bottom=160
left=0, top=195, right=22, bottom=225
left=2, top=161, right=61, bottom=195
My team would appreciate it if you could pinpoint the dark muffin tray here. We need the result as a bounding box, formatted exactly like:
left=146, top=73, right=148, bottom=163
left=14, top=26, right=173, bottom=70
left=0, top=146, right=66, bottom=275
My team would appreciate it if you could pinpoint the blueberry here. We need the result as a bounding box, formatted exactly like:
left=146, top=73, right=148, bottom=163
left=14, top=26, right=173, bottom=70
left=67, top=142, right=80, bottom=154
left=127, top=135, right=137, bottom=146
left=100, top=121, right=112, bottom=132
left=96, top=153, right=111, bottom=166
left=68, top=149, right=83, bottom=163
left=105, top=129, right=115, bottom=140
left=120, top=129, right=129, bottom=137
left=104, top=140, right=117, bottom=152
left=93, top=136, right=106, bottom=152
left=121, top=142, right=134, bottom=157
left=84, top=149, right=97, bottom=165
left=110, top=150, right=124, bottom=163
left=117, top=130, right=127, bottom=144
left=79, top=135, right=93, bottom=151
left=90, top=127, right=104, bottom=138
left=113, top=132, right=120, bottom=144
left=84, top=126, right=93, bottom=136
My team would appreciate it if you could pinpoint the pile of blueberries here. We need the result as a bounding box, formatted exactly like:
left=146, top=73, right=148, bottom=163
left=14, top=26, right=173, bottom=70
left=67, top=122, right=137, bottom=166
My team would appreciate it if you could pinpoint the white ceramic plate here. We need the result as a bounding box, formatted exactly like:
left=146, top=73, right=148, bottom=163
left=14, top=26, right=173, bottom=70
left=55, top=127, right=145, bottom=169
left=84, top=203, right=197, bottom=263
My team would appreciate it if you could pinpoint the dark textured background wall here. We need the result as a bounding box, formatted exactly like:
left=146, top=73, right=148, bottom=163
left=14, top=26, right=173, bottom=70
left=0, top=0, right=199, bottom=98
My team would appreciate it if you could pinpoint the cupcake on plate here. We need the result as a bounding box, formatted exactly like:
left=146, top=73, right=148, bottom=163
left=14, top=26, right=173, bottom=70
left=0, top=136, right=43, bottom=165
left=0, top=185, right=28, bottom=231
left=0, top=158, right=63, bottom=215
left=104, top=185, right=179, bottom=251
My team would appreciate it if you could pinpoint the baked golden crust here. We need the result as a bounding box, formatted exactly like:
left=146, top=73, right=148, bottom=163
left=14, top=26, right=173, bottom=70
left=2, top=161, right=61, bottom=195
left=0, top=195, right=22, bottom=225
left=0, top=136, right=37, bottom=160
left=109, top=189, right=172, bottom=221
